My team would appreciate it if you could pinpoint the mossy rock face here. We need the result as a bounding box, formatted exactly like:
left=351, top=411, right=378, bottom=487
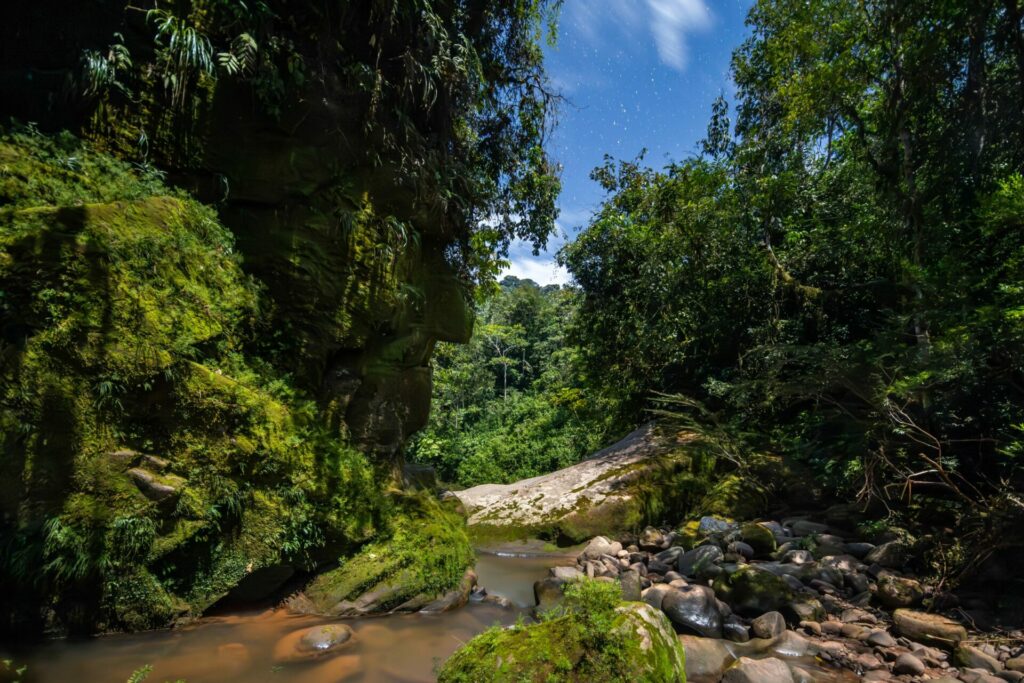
left=294, top=493, right=474, bottom=616
left=438, top=580, right=686, bottom=683
left=0, top=132, right=390, bottom=634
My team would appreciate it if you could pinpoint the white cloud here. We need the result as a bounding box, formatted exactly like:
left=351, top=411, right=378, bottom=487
left=645, top=0, right=713, bottom=70
left=502, top=256, right=572, bottom=286
left=564, top=0, right=713, bottom=72
left=501, top=236, right=572, bottom=286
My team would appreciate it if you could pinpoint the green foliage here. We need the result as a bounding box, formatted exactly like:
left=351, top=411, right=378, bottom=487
left=561, top=0, right=1024, bottom=577
left=0, top=130, right=386, bottom=633
left=409, top=276, right=614, bottom=486
left=61, top=0, right=562, bottom=284
left=302, top=492, right=473, bottom=612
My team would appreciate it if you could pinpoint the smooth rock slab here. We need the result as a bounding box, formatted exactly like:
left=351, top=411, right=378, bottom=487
left=892, top=608, right=967, bottom=648
left=456, top=424, right=695, bottom=542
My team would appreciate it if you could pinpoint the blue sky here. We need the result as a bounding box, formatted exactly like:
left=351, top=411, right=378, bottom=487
left=502, top=0, right=754, bottom=284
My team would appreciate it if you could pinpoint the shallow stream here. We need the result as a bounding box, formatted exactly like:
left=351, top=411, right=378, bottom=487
left=3, top=544, right=860, bottom=682
left=3, top=546, right=572, bottom=683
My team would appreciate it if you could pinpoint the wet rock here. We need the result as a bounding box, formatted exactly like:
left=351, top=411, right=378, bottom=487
left=840, top=607, right=877, bottom=624
left=739, top=522, right=777, bottom=555
left=864, top=540, right=910, bottom=568
left=661, top=584, right=723, bottom=638
left=273, top=624, right=355, bottom=663
left=722, top=656, right=795, bottom=683
left=1008, top=656, right=1024, bottom=672
left=641, top=583, right=672, bottom=611
left=728, top=541, right=755, bottom=560
left=620, top=569, right=642, bottom=602
left=678, top=544, right=724, bottom=577
left=752, top=611, right=787, bottom=639
left=799, top=620, right=821, bottom=636
left=846, top=572, right=870, bottom=594
left=892, top=608, right=967, bottom=647
left=783, top=598, right=825, bottom=624
left=723, top=614, right=751, bottom=642
left=679, top=634, right=734, bottom=681
left=655, top=546, right=683, bottom=564
left=892, top=652, right=926, bottom=675
left=955, top=644, right=1004, bottom=673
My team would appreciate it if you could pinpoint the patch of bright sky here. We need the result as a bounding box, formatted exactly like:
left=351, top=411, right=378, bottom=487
left=501, top=0, right=753, bottom=285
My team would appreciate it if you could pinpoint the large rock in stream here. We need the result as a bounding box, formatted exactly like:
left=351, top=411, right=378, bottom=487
left=455, top=424, right=702, bottom=543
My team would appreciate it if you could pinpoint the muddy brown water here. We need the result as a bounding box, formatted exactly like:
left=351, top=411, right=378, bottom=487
left=3, top=549, right=572, bottom=683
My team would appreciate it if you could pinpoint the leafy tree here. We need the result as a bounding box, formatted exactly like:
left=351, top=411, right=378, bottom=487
left=410, top=277, right=613, bottom=486
left=562, top=0, right=1024, bottom=579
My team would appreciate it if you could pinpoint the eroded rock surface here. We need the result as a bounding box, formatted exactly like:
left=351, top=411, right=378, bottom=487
left=456, top=424, right=698, bottom=543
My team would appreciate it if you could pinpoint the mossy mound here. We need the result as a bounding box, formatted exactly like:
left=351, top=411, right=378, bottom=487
left=297, top=492, right=473, bottom=615
left=0, top=129, right=390, bottom=634
left=438, top=580, right=686, bottom=683
left=715, top=566, right=795, bottom=617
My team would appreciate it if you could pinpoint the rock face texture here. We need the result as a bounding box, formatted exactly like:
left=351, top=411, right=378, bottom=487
left=0, top=4, right=486, bottom=635
left=456, top=424, right=700, bottom=543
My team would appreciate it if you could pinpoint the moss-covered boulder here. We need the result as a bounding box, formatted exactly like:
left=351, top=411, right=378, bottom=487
left=715, top=566, right=795, bottom=617
left=291, top=493, right=474, bottom=616
left=437, top=580, right=686, bottom=683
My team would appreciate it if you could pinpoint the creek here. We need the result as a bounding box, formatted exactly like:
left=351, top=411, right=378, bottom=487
left=3, top=547, right=572, bottom=683
left=3, top=544, right=862, bottom=682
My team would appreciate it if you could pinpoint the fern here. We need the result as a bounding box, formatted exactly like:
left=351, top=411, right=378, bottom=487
left=147, top=9, right=214, bottom=107
left=218, top=33, right=258, bottom=76
left=81, top=33, right=132, bottom=96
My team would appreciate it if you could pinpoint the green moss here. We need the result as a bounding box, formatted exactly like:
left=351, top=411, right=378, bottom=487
left=714, top=566, right=794, bottom=617
left=0, top=130, right=388, bottom=633
left=739, top=522, right=777, bottom=555
left=303, top=492, right=473, bottom=613
left=438, top=580, right=686, bottom=683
